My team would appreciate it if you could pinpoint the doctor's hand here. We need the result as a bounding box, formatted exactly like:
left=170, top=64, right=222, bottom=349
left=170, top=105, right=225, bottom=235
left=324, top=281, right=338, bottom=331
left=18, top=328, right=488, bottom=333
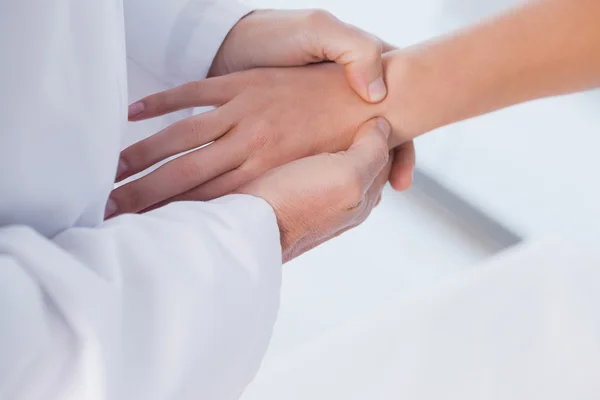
left=209, top=9, right=390, bottom=103
left=208, top=9, right=415, bottom=191
left=238, top=118, right=392, bottom=263
left=109, top=63, right=414, bottom=217
left=210, top=9, right=415, bottom=192
left=109, top=63, right=400, bottom=217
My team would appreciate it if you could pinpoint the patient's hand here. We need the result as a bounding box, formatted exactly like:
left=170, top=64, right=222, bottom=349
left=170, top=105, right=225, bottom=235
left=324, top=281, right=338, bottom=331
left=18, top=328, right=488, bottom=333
left=107, top=64, right=401, bottom=216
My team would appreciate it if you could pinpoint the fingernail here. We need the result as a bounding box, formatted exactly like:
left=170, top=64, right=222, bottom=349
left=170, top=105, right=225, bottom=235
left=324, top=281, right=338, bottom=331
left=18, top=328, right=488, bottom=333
left=128, top=102, right=145, bottom=118
left=368, top=77, right=387, bottom=102
left=116, top=159, right=128, bottom=179
left=376, top=118, right=391, bottom=138
left=104, top=198, right=118, bottom=218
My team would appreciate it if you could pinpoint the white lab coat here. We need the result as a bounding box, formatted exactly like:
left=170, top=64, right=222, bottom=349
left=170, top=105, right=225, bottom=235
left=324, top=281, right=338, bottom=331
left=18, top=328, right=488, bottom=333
left=242, top=238, right=600, bottom=400
left=0, top=1, right=283, bottom=400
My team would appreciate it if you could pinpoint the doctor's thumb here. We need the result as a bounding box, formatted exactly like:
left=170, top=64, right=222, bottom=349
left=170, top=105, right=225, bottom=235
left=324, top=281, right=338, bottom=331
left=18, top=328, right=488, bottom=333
left=345, top=55, right=387, bottom=104
left=343, top=118, right=391, bottom=189
left=306, top=11, right=387, bottom=103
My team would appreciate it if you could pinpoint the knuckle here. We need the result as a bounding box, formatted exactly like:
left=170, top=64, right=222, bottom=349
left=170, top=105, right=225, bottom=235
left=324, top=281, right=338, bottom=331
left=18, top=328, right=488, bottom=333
left=365, top=34, right=382, bottom=51
left=233, top=163, right=253, bottom=180
left=358, top=36, right=382, bottom=61
left=306, top=9, right=336, bottom=26
left=114, top=185, right=146, bottom=213
left=173, top=81, right=201, bottom=103
left=238, top=157, right=262, bottom=175
left=249, top=134, right=269, bottom=153
left=117, top=150, right=133, bottom=171
left=145, top=91, right=163, bottom=106
left=346, top=29, right=381, bottom=59
left=186, top=118, right=206, bottom=147
left=234, top=162, right=262, bottom=187
left=151, top=90, right=176, bottom=113
left=126, top=190, right=146, bottom=212
left=343, top=172, right=365, bottom=206
left=185, top=81, right=203, bottom=94
left=247, top=67, right=266, bottom=82
left=246, top=121, right=273, bottom=152
left=366, top=40, right=382, bottom=59
left=238, top=68, right=268, bottom=88
left=151, top=91, right=170, bottom=108
left=124, top=142, right=151, bottom=170
left=350, top=182, right=365, bottom=204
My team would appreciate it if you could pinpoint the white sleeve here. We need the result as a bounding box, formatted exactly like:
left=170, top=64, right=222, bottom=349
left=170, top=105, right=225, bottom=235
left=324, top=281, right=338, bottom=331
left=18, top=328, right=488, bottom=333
left=0, top=195, right=282, bottom=400
left=124, top=0, right=251, bottom=86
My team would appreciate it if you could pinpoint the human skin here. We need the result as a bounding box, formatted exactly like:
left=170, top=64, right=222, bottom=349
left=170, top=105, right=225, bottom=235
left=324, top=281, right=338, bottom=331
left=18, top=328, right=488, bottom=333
left=239, top=118, right=393, bottom=263
left=207, top=9, right=389, bottom=103
left=106, top=9, right=415, bottom=218
left=380, top=0, right=600, bottom=140
left=109, top=0, right=600, bottom=217
left=110, top=63, right=394, bottom=215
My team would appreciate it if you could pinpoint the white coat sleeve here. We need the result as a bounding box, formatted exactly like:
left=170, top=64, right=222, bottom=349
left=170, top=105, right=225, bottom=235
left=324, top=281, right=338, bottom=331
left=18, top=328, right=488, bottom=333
left=0, top=196, right=282, bottom=400
left=123, top=0, right=251, bottom=86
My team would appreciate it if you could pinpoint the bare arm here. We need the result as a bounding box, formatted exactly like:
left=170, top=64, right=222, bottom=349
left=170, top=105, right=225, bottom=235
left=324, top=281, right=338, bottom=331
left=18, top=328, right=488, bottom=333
left=381, top=0, right=600, bottom=143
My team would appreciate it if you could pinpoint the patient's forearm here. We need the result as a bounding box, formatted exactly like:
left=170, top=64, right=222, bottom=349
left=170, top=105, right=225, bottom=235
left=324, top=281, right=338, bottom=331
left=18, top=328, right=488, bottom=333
left=381, top=0, right=600, bottom=143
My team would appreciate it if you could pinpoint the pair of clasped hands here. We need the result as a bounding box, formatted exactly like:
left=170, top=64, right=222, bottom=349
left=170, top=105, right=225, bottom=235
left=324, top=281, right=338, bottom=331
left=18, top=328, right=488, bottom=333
left=108, top=10, right=416, bottom=262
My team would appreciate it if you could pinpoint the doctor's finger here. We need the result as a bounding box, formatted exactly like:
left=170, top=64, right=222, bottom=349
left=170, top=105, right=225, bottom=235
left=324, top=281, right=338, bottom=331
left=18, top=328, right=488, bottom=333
left=388, top=140, right=416, bottom=192
left=117, top=108, right=235, bottom=182
left=364, top=153, right=393, bottom=209
left=159, top=165, right=258, bottom=206
left=346, top=150, right=392, bottom=222
left=342, top=118, right=390, bottom=193
left=107, top=136, right=244, bottom=216
left=128, top=75, right=243, bottom=121
left=305, top=11, right=386, bottom=102
left=138, top=165, right=254, bottom=214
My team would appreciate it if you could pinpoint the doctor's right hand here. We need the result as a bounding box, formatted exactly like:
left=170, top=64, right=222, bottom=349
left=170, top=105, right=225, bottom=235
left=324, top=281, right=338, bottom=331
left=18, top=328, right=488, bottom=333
left=238, top=118, right=392, bottom=263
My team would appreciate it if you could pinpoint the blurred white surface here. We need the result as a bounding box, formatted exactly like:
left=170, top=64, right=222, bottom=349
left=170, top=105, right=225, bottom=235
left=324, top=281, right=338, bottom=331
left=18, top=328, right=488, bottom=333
left=243, top=237, right=600, bottom=400
left=264, top=185, right=497, bottom=360
left=422, top=92, right=600, bottom=246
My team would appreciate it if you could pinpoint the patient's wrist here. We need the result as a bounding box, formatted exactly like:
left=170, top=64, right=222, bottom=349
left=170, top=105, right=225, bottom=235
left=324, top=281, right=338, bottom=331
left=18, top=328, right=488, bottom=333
left=380, top=50, right=446, bottom=146
left=380, top=43, right=482, bottom=146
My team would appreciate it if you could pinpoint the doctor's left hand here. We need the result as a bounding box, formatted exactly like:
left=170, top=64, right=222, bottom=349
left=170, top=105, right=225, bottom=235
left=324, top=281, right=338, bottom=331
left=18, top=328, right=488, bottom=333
left=211, top=9, right=415, bottom=193
left=209, top=9, right=390, bottom=103
left=209, top=9, right=415, bottom=192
